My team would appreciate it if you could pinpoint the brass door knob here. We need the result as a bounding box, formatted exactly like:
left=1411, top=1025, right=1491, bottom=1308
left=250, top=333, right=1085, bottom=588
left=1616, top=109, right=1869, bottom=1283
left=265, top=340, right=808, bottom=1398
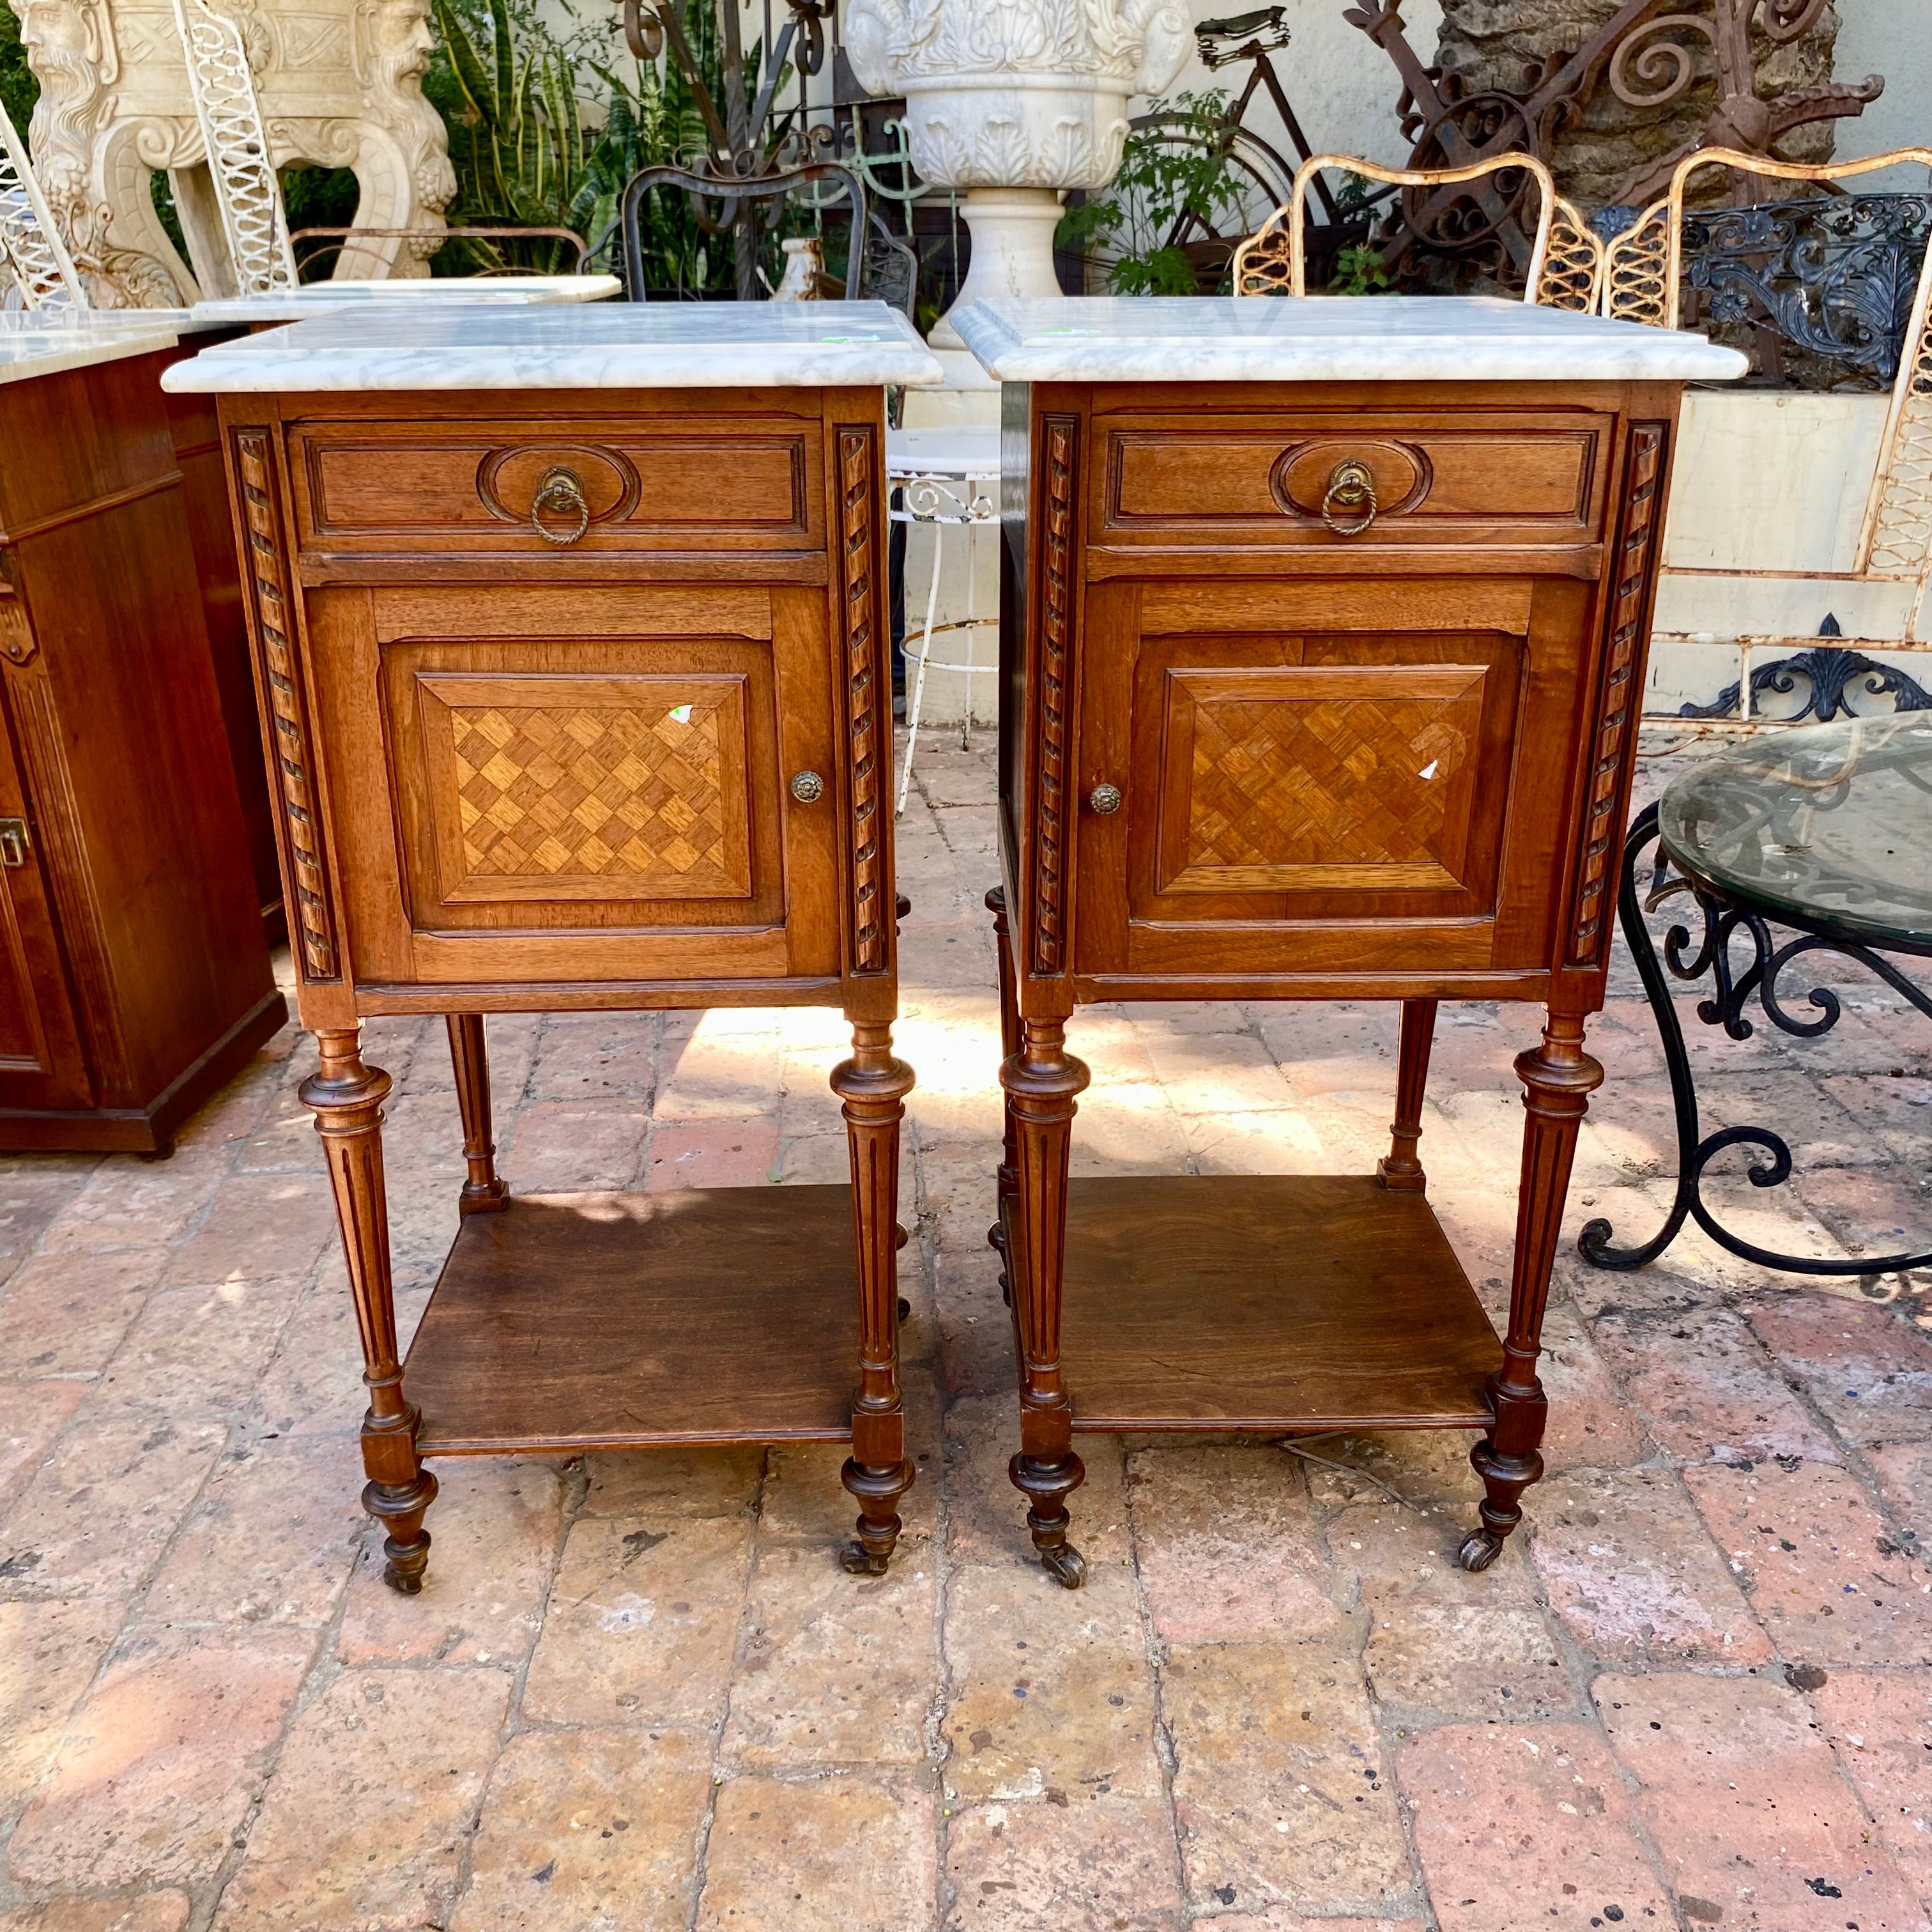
left=791, top=770, right=825, bottom=803
left=531, top=466, right=592, bottom=545
left=1088, top=783, right=1123, bottom=816
left=1321, top=457, right=1379, bottom=537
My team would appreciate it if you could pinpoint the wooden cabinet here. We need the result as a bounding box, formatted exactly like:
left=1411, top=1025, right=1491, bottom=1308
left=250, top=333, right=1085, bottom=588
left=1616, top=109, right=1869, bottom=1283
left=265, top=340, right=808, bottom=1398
left=0, top=344, right=286, bottom=1153
left=991, top=373, right=1682, bottom=1587
left=211, top=386, right=916, bottom=1588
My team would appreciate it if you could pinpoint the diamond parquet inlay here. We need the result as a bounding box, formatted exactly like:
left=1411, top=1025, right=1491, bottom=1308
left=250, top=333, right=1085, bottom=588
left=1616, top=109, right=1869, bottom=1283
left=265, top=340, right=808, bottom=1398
left=1186, top=696, right=1472, bottom=871
left=451, top=702, right=728, bottom=883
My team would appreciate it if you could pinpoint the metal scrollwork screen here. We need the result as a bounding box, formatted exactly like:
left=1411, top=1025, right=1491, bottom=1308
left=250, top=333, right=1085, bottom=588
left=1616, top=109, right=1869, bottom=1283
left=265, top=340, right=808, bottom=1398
left=1678, top=192, right=1932, bottom=390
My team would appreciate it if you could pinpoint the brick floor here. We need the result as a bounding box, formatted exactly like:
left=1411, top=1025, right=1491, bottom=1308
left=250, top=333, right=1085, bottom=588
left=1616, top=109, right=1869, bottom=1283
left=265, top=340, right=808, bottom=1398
left=2, top=728, right=1930, bottom=1932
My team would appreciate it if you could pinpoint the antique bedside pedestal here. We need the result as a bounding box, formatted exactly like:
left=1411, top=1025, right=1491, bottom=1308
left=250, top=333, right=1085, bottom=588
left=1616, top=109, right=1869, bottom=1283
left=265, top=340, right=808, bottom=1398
left=953, top=296, right=1746, bottom=1586
left=166, top=304, right=943, bottom=1586
left=0, top=316, right=286, bottom=1153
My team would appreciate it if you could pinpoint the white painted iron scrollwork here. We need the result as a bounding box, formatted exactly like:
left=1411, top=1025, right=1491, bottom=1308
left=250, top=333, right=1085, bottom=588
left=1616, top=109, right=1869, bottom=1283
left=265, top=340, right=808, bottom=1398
left=0, top=98, right=85, bottom=307
left=169, top=0, right=298, bottom=295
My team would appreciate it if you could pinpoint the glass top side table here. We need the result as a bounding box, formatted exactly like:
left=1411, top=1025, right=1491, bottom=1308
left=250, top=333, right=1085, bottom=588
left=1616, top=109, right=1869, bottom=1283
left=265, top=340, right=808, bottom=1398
left=1583, top=714, right=1932, bottom=1280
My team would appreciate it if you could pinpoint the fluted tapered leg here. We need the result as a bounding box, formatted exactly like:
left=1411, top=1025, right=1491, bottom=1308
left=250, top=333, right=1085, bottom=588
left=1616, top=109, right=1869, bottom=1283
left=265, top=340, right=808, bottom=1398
left=1002, top=1016, right=1091, bottom=1588
left=303, top=1026, right=436, bottom=1593
left=1379, top=997, right=1438, bottom=1192
left=446, top=1013, right=509, bottom=1215
left=833, top=1020, right=916, bottom=1574
left=1460, top=1009, right=1603, bottom=1572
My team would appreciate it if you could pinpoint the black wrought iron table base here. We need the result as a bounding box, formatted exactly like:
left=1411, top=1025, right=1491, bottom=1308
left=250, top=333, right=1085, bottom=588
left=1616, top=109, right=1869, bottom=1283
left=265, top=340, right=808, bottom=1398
left=1579, top=802, right=1932, bottom=1279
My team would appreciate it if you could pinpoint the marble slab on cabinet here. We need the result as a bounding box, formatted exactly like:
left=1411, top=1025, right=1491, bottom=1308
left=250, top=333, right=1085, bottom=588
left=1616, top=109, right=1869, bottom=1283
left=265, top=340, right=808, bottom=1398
left=0, top=312, right=182, bottom=385
left=188, top=275, right=624, bottom=324
left=163, top=300, right=947, bottom=392
left=951, top=295, right=1752, bottom=385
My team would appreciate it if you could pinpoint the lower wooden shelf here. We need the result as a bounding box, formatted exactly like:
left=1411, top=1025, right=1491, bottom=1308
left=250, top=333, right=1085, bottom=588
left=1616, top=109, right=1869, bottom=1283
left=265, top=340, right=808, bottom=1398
left=405, top=1185, right=861, bottom=1456
left=1047, top=1174, right=1501, bottom=1433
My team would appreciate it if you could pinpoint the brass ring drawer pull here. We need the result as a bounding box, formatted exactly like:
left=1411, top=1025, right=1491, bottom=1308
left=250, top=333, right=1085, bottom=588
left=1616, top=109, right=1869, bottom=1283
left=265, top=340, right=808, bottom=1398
left=1321, top=458, right=1379, bottom=538
left=531, top=466, right=592, bottom=545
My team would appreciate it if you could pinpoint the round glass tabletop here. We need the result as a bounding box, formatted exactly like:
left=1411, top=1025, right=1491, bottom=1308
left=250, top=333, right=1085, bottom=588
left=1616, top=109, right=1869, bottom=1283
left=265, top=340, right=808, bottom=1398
left=1658, top=714, right=1932, bottom=954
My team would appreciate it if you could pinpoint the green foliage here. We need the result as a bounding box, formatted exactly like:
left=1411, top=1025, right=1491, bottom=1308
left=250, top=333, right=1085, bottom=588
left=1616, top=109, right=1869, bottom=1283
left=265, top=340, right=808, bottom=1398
left=1330, top=240, right=1392, bottom=296
left=1, top=1, right=37, bottom=146
left=1057, top=91, right=1244, bottom=296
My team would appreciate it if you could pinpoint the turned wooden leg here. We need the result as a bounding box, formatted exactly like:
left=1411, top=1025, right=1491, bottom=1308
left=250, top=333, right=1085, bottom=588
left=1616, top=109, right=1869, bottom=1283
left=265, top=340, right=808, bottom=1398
left=302, top=1026, right=437, bottom=1594
left=446, top=1013, right=509, bottom=1215
left=1379, top=997, right=1438, bottom=1192
left=833, top=1020, right=917, bottom=1575
left=1002, top=1016, right=1091, bottom=1588
left=1460, top=1009, right=1603, bottom=1573
left=986, top=887, right=1022, bottom=1304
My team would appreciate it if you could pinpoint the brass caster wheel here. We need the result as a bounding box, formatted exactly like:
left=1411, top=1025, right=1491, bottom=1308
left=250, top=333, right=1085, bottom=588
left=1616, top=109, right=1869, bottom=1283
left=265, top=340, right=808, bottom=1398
left=1041, top=1544, right=1087, bottom=1590
left=999, top=1273, right=1011, bottom=1307
left=1456, top=1528, right=1505, bottom=1574
left=839, top=1540, right=891, bottom=1577
left=383, top=1563, right=425, bottom=1595
left=897, top=1297, right=911, bottom=1321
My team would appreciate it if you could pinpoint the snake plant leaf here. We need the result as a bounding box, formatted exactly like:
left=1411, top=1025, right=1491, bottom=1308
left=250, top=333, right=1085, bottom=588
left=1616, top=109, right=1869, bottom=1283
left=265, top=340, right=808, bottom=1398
left=487, top=0, right=515, bottom=135
left=434, top=0, right=496, bottom=125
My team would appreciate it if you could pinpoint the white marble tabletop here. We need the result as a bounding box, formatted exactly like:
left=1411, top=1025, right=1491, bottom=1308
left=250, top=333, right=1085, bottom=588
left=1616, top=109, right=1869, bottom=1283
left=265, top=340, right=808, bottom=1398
left=951, top=296, right=1751, bottom=385
left=0, top=312, right=181, bottom=386
left=189, top=274, right=622, bottom=324
left=163, top=300, right=945, bottom=392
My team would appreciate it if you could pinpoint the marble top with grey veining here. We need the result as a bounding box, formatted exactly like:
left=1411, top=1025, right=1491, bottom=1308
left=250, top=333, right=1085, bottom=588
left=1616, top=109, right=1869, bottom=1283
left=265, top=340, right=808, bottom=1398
left=189, top=274, right=622, bottom=323
left=0, top=312, right=182, bottom=386
left=161, top=300, right=944, bottom=391
left=951, top=296, right=1751, bottom=385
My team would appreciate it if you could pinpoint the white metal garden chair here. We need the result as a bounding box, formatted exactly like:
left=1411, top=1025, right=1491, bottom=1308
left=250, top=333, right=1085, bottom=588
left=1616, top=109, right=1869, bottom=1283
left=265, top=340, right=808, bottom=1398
left=1603, top=146, right=1932, bottom=644
left=1232, top=150, right=1608, bottom=312
left=0, top=100, right=86, bottom=310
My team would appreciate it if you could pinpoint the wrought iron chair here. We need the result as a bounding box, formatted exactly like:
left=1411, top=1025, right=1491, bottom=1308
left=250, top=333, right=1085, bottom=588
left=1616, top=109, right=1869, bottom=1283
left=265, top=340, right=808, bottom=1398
left=0, top=100, right=87, bottom=310
left=1230, top=150, right=1607, bottom=312
left=1604, top=146, right=1932, bottom=641
left=170, top=0, right=300, bottom=296
left=615, top=160, right=918, bottom=314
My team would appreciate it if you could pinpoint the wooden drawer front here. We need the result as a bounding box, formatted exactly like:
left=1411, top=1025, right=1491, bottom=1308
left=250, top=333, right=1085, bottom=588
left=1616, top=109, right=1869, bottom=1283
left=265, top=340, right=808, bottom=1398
left=1072, top=577, right=1591, bottom=981
left=307, top=584, right=843, bottom=989
left=291, top=418, right=820, bottom=556
left=1098, top=411, right=1609, bottom=550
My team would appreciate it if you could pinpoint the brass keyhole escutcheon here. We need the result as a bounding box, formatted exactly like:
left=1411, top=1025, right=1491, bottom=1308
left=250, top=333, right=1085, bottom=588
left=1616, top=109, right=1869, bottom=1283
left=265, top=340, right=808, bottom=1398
left=1321, top=458, right=1379, bottom=538
left=1088, top=783, right=1123, bottom=816
left=791, top=770, right=825, bottom=804
left=530, top=466, right=592, bottom=546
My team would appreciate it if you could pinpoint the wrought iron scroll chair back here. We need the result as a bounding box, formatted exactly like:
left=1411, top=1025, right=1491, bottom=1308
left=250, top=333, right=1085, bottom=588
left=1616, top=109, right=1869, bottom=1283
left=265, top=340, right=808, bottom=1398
left=1231, top=150, right=1605, bottom=312
left=615, top=160, right=916, bottom=315
left=170, top=0, right=300, bottom=296
left=0, top=100, right=86, bottom=310
left=1604, top=146, right=1932, bottom=613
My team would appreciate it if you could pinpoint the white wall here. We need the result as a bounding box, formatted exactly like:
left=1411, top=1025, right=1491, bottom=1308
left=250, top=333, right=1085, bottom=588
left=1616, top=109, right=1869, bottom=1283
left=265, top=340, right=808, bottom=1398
left=1832, top=0, right=1932, bottom=165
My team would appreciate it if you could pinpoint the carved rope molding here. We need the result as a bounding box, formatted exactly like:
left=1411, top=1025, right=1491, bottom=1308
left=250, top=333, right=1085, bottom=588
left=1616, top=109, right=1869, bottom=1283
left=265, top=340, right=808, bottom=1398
left=1032, top=415, right=1078, bottom=977
left=1569, top=422, right=1667, bottom=969
left=838, top=425, right=887, bottom=976
left=233, top=429, right=339, bottom=981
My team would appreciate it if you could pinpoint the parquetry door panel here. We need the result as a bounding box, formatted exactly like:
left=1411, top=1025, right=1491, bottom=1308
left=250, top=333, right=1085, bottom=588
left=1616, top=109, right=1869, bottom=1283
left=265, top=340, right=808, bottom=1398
left=1075, top=575, right=1595, bottom=979
left=305, top=583, right=841, bottom=990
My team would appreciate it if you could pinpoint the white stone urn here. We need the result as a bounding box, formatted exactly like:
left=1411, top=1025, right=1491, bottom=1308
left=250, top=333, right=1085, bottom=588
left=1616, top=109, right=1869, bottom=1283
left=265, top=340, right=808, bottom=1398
left=845, top=0, right=1190, bottom=344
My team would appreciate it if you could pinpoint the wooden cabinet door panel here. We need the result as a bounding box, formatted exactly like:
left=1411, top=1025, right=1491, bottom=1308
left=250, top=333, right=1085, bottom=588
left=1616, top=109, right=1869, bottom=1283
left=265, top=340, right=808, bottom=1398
left=308, top=583, right=841, bottom=990
left=1074, top=575, right=1593, bottom=982
left=0, top=697, right=92, bottom=1110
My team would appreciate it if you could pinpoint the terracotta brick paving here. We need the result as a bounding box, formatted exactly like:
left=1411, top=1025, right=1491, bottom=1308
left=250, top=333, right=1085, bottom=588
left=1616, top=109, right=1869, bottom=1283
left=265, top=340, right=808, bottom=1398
left=2, top=729, right=1931, bottom=1932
